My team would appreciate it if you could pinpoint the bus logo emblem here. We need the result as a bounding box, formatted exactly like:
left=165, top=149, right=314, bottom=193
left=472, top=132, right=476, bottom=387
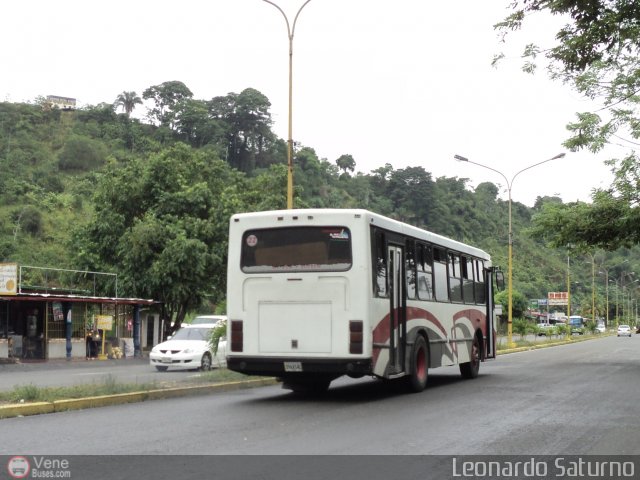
left=246, top=235, right=258, bottom=247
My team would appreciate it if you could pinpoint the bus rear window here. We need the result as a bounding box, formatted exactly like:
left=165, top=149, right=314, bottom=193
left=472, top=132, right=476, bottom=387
left=241, top=227, right=352, bottom=273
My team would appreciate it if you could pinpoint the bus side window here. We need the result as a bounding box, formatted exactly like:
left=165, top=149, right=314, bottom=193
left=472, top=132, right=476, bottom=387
left=417, top=244, right=434, bottom=300
left=406, top=240, right=416, bottom=299
left=448, top=252, right=463, bottom=303
left=462, top=256, right=475, bottom=304
left=374, top=231, right=388, bottom=297
left=433, top=248, right=449, bottom=302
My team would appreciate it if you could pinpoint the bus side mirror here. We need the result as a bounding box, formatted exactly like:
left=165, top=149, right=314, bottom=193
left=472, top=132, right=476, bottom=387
left=495, top=270, right=505, bottom=291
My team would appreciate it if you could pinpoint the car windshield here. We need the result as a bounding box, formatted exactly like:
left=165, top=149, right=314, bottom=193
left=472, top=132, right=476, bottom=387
left=171, top=327, right=211, bottom=341
left=619, top=325, right=629, bottom=329
left=191, top=316, right=223, bottom=325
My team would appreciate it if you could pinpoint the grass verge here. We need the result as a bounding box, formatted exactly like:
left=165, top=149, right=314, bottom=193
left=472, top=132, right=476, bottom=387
left=496, top=332, right=611, bottom=352
left=0, top=369, right=261, bottom=406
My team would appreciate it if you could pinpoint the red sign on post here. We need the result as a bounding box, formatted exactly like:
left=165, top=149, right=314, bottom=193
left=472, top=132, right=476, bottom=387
left=548, top=291, right=568, bottom=305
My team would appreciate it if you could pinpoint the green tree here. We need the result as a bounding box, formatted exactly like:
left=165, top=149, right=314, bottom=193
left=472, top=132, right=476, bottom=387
left=336, top=154, right=356, bottom=175
left=495, top=1, right=640, bottom=251
left=174, top=98, right=224, bottom=148
left=530, top=191, right=633, bottom=251
left=143, top=81, right=193, bottom=129
left=495, top=288, right=529, bottom=319
left=114, top=91, right=142, bottom=117
left=209, top=88, right=276, bottom=172
left=73, top=143, right=244, bottom=333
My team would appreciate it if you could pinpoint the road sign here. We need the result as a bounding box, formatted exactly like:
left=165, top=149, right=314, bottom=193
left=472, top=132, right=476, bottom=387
left=548, top=291, right=568, bottom=306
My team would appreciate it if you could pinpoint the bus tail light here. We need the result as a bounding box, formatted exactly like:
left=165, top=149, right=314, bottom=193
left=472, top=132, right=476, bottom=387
left=349, top=321, right=363, bottom=354
left=231, top=320, right=243, bottom=352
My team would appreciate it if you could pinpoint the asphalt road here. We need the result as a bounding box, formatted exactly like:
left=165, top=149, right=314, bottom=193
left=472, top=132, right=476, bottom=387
left=2, top=335, right=639, bottom=457
left=0, top=334, right=556, bottom=392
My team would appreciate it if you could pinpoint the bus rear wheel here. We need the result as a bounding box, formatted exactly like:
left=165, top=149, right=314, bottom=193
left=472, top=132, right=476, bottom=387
left=460, top=334, right=481, bottom=379
left=405, top=335, right=428, bottom=393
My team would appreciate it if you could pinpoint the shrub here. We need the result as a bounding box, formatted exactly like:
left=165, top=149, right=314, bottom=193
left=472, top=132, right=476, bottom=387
left=58, top=135, right=108, bottom=171
left=512, top=318, right=529, bottom=338
left=12, top=206, right=43, bottom=237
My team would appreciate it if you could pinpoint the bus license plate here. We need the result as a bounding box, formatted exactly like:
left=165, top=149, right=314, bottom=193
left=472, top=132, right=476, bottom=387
left=284, top=361, right=302, bottom=372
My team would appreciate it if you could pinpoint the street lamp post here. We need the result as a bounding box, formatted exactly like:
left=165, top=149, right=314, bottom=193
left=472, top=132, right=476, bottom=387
left=262, top=0, right=313, bottom=209
left=587, top=252, right=597, bottom=323
left=628, top=279, right=639, bottom=324
left=567, top=254, right=572, bottom=338
left=609, top=277, right=623, bottom=326
left=453, top=153, right=566, bottom=348
left=599, top=269, right=609, bottom=327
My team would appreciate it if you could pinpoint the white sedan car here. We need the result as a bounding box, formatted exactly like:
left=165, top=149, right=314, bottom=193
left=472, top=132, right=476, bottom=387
left=617, top=324, right=632, bottom=337
left=150, top=324, right=227, bottom=371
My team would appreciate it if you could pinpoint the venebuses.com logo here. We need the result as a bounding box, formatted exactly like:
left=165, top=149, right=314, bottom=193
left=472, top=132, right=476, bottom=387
left=6, top=456, right=72, bottom=479
left=7, top=456, right=30, bottom=479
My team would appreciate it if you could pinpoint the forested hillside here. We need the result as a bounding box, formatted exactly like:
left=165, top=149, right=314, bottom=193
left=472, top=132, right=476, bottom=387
left=0, top=82, right=633, bottom=324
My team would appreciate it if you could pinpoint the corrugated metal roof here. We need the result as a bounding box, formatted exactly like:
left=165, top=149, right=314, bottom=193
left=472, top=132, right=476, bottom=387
left=0, top=292, right=156, bottom=305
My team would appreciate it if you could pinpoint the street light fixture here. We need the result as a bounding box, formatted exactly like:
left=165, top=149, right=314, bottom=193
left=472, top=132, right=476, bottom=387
left=262, top=0, right=313, bottom=209
left=453, top=152, right=566, bottom=348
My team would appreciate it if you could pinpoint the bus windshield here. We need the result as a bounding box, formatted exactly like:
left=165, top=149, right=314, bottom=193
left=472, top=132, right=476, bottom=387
left=241, top=226, right=352, bottom=273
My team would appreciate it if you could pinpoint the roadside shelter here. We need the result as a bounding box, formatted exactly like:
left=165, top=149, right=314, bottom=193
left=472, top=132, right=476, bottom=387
left=0, top=263, right=159, bottom=361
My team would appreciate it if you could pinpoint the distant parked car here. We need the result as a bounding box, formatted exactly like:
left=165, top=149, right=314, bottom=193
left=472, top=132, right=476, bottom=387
left=617, top=324, right=632, bottom=337
left=150, top=324, right=227, bottom=371
left=537, top=323, right=556, bottom=336
left=596, top=323, right=606, bottom=333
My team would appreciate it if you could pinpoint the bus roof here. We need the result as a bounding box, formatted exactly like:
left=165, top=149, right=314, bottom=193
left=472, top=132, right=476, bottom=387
left=230, top=208, right=491, bottom=262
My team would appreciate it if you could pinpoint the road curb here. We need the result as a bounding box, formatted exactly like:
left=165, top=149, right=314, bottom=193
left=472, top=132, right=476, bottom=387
left=497, top=333, right=607, bottom=355
left=0, top=378, right=280, bottom=419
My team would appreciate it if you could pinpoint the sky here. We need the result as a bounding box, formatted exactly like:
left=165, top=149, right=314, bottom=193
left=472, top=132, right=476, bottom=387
left=1, top=0, right=622, bottom=206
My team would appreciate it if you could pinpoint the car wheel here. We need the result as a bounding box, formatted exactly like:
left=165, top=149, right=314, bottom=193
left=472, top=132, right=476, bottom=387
left=155, top=366, right=168, bottom=372
left=200, top=352, right=212, bottom=371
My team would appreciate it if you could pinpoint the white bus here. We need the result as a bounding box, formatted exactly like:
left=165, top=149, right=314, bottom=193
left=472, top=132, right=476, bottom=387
left=226, top=209, right=502, bottom=393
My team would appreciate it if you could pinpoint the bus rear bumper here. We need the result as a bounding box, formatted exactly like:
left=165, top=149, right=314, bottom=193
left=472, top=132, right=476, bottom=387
left=227, top=356, right=372, bottom=377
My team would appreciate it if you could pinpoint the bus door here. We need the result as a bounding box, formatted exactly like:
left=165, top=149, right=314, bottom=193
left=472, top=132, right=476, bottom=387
left=485, top=267, right=500, bottom=359
left=387, top=244, right=406, bottom=374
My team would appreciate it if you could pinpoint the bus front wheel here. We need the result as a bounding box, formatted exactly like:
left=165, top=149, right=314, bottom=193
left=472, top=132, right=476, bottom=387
left=405, top=335, right=429, bottom=393
left=460, top=334, right=481, bottom=379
